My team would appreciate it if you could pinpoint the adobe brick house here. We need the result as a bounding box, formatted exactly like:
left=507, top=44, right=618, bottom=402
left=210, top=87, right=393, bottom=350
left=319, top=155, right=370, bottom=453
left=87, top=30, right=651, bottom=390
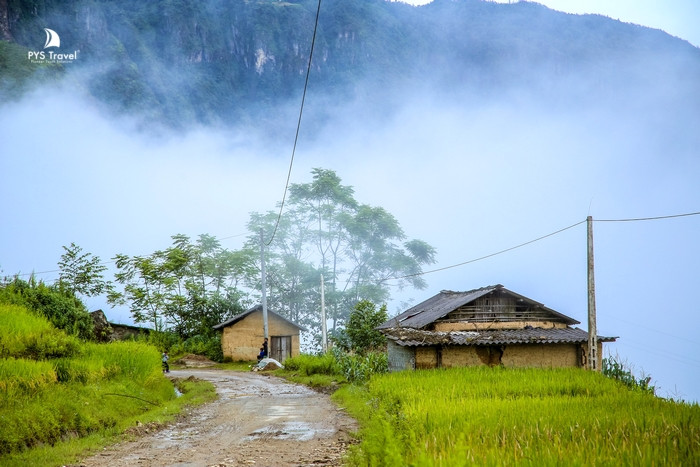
left=377, top=284, right=616, bottom=372
left=213, top=305, right=306, bottom=362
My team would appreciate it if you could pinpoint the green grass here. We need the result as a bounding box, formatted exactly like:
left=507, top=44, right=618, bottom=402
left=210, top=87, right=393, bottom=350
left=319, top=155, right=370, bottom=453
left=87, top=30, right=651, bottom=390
left=273, top=352, right=348, bottom=389
left=0, top=303, right=217, bottom=466
left=0, top=375, right=216, bottom=467
left=333, top=366, right=700, bottom=466
left=0, top=304, right=81, bottom=359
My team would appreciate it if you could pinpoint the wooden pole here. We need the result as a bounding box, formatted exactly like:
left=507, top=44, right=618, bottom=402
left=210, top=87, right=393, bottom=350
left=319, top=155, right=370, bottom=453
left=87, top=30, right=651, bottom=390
left=587, top=216, right=598, bottom=371
left=321, top=274, right=327, bottom=353
left=260, top=229, right=269, bottom=340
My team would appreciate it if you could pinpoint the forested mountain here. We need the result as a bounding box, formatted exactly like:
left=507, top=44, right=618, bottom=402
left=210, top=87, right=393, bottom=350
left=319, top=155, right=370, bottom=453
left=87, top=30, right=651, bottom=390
left=2, top=0, right=698, bottom=132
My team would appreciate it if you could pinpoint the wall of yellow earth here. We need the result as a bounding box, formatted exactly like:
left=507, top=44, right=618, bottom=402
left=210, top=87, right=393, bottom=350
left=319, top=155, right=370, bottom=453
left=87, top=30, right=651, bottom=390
left=440, top=346, right=483, bottom=367
left=414, top=344, right=583, bottom=369
left=501, top=344, right=580, bottom=368
left=415, top=347, right=438, bottom=369
left=221, top=310, right=301, bottom=361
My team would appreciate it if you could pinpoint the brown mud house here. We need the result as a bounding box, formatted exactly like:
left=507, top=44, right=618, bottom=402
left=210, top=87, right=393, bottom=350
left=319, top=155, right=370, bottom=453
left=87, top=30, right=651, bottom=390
left=213, top=305, right=306, bottom=363
left=378, top=284, right=616, bottom=372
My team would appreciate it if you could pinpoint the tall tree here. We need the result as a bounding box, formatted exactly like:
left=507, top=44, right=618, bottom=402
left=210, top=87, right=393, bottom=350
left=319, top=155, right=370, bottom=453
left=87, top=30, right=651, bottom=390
left=57, top=242, right=111, bottom=298
left=247, top=168, right=437, bottom=343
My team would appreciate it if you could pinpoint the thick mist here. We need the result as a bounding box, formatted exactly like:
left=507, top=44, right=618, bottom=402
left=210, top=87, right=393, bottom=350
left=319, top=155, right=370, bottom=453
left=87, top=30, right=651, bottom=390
left=2, top=30, right=699, bottom=403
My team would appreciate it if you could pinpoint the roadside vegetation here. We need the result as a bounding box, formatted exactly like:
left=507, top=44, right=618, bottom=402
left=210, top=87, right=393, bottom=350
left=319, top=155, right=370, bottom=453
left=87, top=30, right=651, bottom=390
left=0, top=290, right=215, bottom=467
left=3, top=243, right=696, bottom=466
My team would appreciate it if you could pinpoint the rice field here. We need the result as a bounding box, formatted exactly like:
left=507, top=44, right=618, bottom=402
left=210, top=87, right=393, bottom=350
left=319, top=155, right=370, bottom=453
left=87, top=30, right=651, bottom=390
left=334, top=366, right=700, bottom=466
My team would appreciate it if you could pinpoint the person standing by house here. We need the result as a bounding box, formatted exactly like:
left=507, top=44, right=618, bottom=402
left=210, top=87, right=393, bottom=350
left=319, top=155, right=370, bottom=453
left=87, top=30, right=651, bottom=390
left=162, top=351, right=170, bottom=373
left=262, top=337, right=268, bottom=358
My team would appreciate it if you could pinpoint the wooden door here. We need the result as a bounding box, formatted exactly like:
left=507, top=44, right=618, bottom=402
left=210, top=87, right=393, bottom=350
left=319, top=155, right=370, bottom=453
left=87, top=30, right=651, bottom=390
left=270, top=336, right=292, bottom=362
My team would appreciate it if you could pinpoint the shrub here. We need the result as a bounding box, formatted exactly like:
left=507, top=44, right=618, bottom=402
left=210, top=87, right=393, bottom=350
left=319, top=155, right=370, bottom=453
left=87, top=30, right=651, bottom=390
left=171, top=334, right=223, bottom=362
left=603, top=353, right=655, bottom=394
left=0, top=277, right=93, bottom=340
left=342, top=300, right=388, bottom=356
left=333, top=347, right=388, bottom=383
left=284, top=352, right=340, bottom=376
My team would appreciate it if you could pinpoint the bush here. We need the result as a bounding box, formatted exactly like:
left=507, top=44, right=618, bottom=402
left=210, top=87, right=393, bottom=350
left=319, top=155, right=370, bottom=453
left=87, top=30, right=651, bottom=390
left=602, top=353, right=655, bottom=395
left=333, top=347, right=388, bottom=383
left=343, top=300, right=388, bottom=356
left=283, top=352, right=340, bottom=376
left=171, top=334, right=223, bottom=362
left=0, top=277, right=93, bottom=340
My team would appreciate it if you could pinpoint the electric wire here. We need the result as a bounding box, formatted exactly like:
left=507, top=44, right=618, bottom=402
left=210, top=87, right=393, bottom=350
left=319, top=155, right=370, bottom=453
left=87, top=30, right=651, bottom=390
left=595, top=211, right=700, bottom=222
left=265, top=0, right=323, bottom=247
left=381, top=219, right=587, bottom=283
left=8, top=209, right=700, bottom=284
left=613, top=339, right=700, bottom=369
left=607, top=315, right=700, bottom=346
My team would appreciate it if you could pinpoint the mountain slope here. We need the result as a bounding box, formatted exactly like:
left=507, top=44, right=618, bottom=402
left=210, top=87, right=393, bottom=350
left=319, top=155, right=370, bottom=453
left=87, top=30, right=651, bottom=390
left=1, top=0, right=698, bottom=130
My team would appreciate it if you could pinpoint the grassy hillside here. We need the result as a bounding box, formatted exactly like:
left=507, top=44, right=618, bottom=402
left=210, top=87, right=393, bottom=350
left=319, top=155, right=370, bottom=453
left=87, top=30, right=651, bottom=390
left=0, top=303, right=216, bottom=466
left=333, top=366, right=699, bottom=466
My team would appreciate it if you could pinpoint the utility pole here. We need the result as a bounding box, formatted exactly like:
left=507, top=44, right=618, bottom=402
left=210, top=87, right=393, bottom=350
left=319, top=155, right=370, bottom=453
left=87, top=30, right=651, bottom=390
left=587, top=216, right=598, bottom=371
left=321, top=274, right=327, bottom=353
left=260, top=229, right=269, bottom=340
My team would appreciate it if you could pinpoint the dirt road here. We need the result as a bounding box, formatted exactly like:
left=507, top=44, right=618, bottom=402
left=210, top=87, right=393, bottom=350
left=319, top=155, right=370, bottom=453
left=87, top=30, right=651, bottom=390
left=77, top=368, right=358, bottom=467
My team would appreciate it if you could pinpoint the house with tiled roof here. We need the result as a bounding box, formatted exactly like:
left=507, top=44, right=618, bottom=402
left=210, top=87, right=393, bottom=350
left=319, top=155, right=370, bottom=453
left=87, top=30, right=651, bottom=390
left=377, top=284, right=616, bottom=372
left=213, top=305, right=306, bottom=363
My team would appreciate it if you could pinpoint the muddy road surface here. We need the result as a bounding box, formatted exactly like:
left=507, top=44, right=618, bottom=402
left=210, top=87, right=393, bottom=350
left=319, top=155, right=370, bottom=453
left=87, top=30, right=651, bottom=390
left=77, top=369, right=358, bottom=467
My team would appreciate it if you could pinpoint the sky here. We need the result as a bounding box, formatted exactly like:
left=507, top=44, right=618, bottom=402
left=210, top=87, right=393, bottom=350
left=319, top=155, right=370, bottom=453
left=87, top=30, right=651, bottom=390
left=2, top=0, right=699, bottom=403
left=401, top=0, right=700, bottom=47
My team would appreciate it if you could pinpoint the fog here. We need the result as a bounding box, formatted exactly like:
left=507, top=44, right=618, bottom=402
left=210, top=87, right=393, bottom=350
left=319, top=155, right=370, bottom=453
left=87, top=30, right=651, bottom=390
left=2, top=35, right=699, bottom=403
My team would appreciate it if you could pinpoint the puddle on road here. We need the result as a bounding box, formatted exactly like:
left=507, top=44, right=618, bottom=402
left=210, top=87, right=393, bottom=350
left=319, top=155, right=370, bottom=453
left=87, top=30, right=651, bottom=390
left=243, top=422, right=334, bottom=442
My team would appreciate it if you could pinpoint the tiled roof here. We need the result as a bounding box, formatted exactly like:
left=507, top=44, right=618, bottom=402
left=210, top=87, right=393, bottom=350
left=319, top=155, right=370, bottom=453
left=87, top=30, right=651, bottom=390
left=377, top=285, right=500, bottom=329
left=212, top=304, right=307, bottom=331
left=377, top=284, right=579, bottom=329
left=381, top=326, right=617, bottom=347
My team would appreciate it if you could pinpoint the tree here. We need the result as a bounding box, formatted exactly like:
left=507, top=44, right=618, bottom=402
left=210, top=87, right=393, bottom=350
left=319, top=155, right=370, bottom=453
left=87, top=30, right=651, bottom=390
left=109, top=234, right=253, bottom=337
left=344, top=299, right=388, bottom=355
left=247, top=168, right=436, bottom=346
left=57, top=242, right=112, bottom=298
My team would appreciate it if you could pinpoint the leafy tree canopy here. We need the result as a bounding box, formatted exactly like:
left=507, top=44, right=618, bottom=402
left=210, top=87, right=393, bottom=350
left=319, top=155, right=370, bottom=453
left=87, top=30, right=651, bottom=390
left=247, top=168, right=436, bottom=349
left=57, top=242, right=112, bottom=298
left=109, top=234, right=254, bottom=337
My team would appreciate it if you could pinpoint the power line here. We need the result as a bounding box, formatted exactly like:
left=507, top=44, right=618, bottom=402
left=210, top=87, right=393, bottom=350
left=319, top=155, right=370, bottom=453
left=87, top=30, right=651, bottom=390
left=266, top=0, right=323, bottom=246
left=6, top=208, right=699, bottom=283
left=595, top=211, right=700, bottom=222
left=382, top=219, right=587, bottom=283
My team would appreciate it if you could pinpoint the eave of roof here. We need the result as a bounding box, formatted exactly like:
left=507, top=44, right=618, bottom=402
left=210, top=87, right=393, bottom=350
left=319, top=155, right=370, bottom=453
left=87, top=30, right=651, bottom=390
left=212, top=304, right=307, bottom=332
left=381, top=327, right=617, bottom=347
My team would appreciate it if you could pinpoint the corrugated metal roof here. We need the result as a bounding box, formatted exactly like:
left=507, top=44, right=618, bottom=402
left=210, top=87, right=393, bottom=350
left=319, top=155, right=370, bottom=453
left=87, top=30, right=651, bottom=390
left=378, top=285, right=500, bottom=329
left=212, top=304, right=307, bottom=331
left=377, top=284, right=579, bottom=329
left=381, top=327, right=617, bottom=347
